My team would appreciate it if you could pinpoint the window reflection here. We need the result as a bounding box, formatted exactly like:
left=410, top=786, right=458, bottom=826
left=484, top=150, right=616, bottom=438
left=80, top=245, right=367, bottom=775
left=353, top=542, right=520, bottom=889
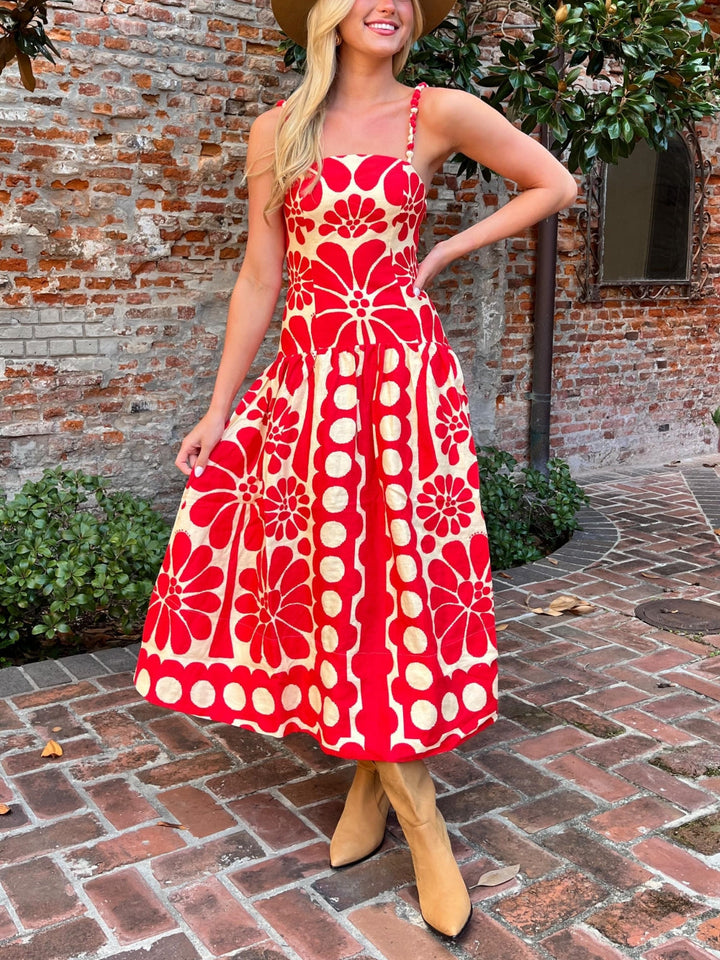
left=601, top=136, right=693, bottom=284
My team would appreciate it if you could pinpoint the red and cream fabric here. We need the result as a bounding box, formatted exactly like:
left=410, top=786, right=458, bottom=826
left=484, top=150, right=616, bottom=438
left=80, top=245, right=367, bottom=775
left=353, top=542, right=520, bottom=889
left=134, top=84, right=498, bottom=760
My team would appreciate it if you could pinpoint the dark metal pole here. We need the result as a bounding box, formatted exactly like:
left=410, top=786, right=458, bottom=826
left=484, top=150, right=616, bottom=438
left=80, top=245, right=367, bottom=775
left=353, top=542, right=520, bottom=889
left=529, top=124, right=559, bottom=475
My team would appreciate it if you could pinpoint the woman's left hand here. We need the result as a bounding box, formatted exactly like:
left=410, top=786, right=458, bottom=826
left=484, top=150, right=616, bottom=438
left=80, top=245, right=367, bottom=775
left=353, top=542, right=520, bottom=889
left=414, top=238, right=460, bottom=294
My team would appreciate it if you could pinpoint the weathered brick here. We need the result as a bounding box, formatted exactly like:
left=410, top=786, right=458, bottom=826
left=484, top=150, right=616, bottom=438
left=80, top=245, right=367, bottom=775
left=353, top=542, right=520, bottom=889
left=496, top=870, right=605, bottom=935
left=589, top=796, right=684, bottom=842
left=230, top=840, right=331, bottom=897
left=348, top=902, right=458, bottom=960
left=14, top=767, right=85, bottom=819
left=461, top=818, right=563, bottom=880
left=589, top=886, right=703, bottom=948
left=544, top=826, right=652, bottom=888
left=0, top=857, right=84, bottom=929
left=157, top=784, right=236, bottom=838
left=84, top=867, right=176, bottom=945
left=84, top=778, right=159, bottom=829
left=167, top=877, right=264, bottom=954
left=505, top=788, right=597, bottom=834
left=542, top=927, right=630, bottom=960
left=229, top=791, right=317, bottom=849
left=65, top=823, right=186, bottom=876
left=256, top=888, right=362, bottom=960
left=0, top=917, right=106, bottom=960
left=632, top=837, right=720, bottom=896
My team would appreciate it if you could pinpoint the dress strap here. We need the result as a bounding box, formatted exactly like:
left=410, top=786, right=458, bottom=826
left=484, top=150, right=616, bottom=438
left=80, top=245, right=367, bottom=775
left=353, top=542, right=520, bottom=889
left=406, top=82, right=427, bottom=163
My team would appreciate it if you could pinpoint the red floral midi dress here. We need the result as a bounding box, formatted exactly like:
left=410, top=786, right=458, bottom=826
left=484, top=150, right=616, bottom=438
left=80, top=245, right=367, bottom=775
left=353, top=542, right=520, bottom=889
left=133, top=84, right=498, bottom=761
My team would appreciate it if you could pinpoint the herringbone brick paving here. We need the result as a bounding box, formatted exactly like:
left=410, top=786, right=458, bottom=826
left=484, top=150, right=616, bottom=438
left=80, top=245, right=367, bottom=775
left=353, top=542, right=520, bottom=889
left=1, top=461, right=719, bottom=960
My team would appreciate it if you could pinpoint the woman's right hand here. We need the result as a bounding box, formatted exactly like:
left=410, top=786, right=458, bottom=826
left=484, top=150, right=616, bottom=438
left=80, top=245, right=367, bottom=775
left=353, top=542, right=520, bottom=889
left=175, top=409, right=227, bottom=478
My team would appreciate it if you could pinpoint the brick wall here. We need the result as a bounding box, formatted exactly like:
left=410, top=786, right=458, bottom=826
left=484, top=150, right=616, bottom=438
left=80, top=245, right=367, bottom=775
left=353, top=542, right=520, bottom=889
left=0, top=0, right=718, bottom=508
left=491, top=3, right=720, bottom=471
left=494, top=118, right=720, bottom=473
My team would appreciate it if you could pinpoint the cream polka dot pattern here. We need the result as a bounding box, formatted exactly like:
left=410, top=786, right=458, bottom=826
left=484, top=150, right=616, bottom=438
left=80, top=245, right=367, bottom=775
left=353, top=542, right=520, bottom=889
left=406, top=662, right=433, bottom=690
left=380, top=415, right=402, bottom=441
left=325, top=451, right=352, bottom=478
left=156, top=676, right=182, bottom=705
left=329, top=417, right=357, bottom=443
left=382, top=449, right=403, bottom=476
left=322, top=486, right=349, bottom=512
left=462, top=683, right=488, bottom=713
left=334, top=384, right=357, bottom=409
left=321, top=590, right=342, bottom=617
left=282, top=685, right=302, bottom=710
left=252, top=688, right=275, bottom=715
left=224, top=683, right=246, bottom=711
left=411, top=700, right=438, bottom=731
left=320, top=521, right=347, bottom=547
left=403, top=626, right=428, bottom=654
left=135, top=669, right=151, bottom=697
left=190, top=680, right=216, bottom=709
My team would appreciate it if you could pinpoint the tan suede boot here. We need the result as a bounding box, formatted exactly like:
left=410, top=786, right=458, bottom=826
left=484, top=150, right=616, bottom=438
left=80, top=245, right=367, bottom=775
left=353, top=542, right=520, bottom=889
left=329, top=761, right=390, bottom=868
left=375, top=760, right=471, bottom=937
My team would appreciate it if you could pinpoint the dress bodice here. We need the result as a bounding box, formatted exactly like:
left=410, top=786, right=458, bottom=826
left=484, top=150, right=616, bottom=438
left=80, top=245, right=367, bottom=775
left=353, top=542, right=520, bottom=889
left=279, top=85, right=447, bottom=355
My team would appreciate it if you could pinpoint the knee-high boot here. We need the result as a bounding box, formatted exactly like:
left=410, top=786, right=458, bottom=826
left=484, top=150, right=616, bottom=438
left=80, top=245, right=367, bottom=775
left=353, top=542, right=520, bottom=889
left=375, top=759, right=471, bottom=937
left=330, top=760, right=390, bottom=868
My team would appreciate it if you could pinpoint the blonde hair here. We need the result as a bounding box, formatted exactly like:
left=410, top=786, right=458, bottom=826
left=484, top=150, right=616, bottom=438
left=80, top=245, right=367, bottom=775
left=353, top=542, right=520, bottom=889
left=266, top=0, right=425, bottom=213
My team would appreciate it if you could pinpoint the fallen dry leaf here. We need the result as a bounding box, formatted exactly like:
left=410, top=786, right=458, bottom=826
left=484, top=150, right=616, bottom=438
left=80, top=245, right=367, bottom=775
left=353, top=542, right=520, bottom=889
left=714, top=529, right=720, bottom=536
left=640, top=572, right=661, bottom=579
left=158, top=821, right=186, bottom=830
left=546, top=557, right=559, bottom=565
left=52, top=726, right=62, bottom=733
left=497, top=572, right=513, bottom=580
left=529, top=595, right=596, bottom=617
left=0, top=804, right=11, bottom=815
left=471, top=864, right=520, bottom=888
left=41, top=740, right=63, bottom=758
left=496, top=624, right=508, bottom=632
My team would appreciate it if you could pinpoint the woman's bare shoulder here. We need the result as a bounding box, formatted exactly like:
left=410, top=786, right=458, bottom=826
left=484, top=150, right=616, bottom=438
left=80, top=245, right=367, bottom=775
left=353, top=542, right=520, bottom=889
left=248, top=103, right=284, bottom=152
left=421, top=86, right=494, bottom=124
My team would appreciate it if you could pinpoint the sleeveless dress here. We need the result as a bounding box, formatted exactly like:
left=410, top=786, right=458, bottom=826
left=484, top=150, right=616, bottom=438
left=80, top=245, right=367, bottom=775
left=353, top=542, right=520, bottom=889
left=133, top=85, right=498, bottom=761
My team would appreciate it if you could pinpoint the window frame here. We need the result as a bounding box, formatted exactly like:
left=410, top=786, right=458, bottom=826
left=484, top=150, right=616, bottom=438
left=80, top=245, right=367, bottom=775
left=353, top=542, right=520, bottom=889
left=577, top=125, right=711, bottom=303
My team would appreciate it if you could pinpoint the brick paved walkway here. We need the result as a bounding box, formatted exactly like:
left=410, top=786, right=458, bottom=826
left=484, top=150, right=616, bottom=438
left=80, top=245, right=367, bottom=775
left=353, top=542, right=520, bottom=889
left=1, top=460, right=720, bottom=960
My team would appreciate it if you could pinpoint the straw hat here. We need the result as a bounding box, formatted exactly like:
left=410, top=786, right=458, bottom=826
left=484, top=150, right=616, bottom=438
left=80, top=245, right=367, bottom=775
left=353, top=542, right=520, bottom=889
left=271, top=0, right=456, bottom=47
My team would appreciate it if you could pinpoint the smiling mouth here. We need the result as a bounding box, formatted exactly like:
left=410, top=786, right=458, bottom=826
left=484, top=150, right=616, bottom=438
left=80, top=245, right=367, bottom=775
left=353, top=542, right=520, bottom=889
left=365, top=21, right=399, bottom=35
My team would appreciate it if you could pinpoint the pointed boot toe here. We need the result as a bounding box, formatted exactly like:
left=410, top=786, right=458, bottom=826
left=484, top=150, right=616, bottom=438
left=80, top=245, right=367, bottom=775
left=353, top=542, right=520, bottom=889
left=376, top=760, right=471, bottom=938
left=330, top=761, right=390, bottom=868
left=405, top=810, right=471, bottom=936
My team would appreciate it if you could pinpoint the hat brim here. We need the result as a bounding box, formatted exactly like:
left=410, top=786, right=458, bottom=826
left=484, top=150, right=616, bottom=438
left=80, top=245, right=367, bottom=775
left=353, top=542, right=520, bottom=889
left=271, top=0, right=455, bottom=47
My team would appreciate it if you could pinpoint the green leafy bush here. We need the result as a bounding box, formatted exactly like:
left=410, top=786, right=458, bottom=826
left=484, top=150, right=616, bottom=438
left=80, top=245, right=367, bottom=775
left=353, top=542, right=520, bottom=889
left=478, top=446, right=588, bottom=570
left=0, top=468, right=170, bottom=663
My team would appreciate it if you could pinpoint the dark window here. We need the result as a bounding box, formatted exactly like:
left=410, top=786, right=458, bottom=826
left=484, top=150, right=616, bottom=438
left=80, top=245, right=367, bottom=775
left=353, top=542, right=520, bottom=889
left=601, top=135, right=693, bottom=284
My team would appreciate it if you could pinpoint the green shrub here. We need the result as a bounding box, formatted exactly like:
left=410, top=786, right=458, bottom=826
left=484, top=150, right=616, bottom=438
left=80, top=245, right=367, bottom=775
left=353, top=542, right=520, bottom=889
left=477, top=446, right=589, bottom=571
left=0, top=468, right=170, bottom=663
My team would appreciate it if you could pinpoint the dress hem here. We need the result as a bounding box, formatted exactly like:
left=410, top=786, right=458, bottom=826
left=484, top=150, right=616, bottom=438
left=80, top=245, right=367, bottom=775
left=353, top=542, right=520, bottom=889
left=134, top=678, right=497, bottom=762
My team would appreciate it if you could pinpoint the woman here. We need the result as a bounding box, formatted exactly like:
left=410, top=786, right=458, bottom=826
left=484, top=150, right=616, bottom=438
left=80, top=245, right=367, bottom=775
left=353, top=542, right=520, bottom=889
left=134, top=0, right=577, bottom=938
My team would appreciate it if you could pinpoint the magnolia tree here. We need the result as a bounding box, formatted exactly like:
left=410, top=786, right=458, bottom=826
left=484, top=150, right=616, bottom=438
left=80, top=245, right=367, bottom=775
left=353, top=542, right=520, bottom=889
left=404, top=0, right=720, bottom=173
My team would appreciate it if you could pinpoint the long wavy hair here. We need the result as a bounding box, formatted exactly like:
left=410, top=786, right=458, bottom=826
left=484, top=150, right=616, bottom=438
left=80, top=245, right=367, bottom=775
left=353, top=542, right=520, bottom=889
left=264, top=0, right=424, bottom=213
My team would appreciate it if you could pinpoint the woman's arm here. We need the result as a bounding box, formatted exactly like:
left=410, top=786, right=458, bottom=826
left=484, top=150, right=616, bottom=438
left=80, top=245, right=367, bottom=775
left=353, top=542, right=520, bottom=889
left=414, top=87, right=577, bottom=291
left=175, top=109, right=286, bottom=477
